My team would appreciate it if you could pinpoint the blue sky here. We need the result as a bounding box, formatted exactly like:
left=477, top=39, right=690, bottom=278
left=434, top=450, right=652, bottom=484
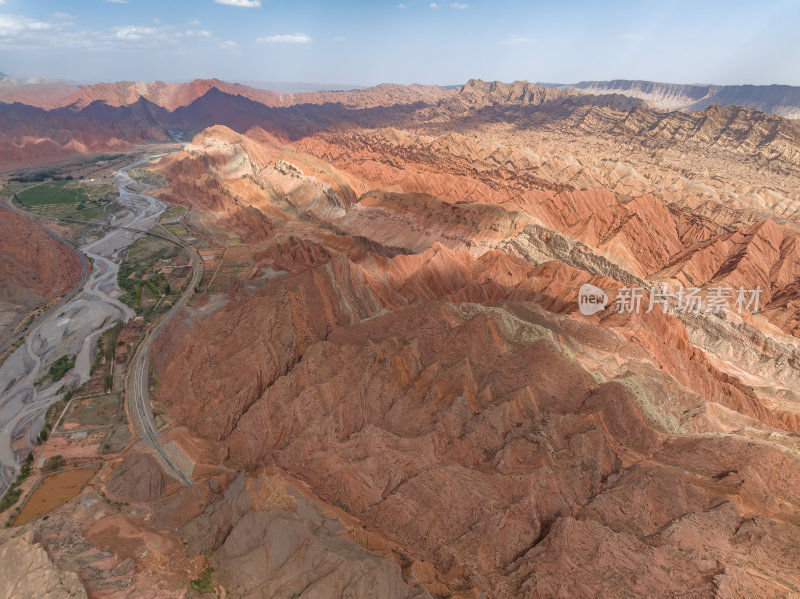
left=1, top=0, right=799, bottom=86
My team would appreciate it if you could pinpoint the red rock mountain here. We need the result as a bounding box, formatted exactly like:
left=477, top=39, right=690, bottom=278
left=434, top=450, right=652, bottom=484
left=4, top=78, right=800, bottom=598
left=0, top=206, right=82, bottom=344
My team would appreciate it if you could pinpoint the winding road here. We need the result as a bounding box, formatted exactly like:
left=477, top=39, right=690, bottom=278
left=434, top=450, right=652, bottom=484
left=126, top=219, right=201, bottom=486
left=0, top=157, right=198, bottom=493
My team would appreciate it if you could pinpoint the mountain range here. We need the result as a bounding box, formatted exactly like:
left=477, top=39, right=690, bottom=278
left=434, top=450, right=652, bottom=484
left=549, top=79, right=800, bottom=118
left=2, top=75, right=800, bottom=598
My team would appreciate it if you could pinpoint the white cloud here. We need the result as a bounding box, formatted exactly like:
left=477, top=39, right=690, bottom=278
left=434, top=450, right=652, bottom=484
left=398, top=3, right=407, bottom=7
left=221, top=40, right=237, bottom=48
left=0, top=14, right=90, bottom=48
left=499, top=36, right=533, bottom=46
left=450, top=2, right=468, bottom=8
left=0, top=14, right=65, bottom=37
left=257, top=32, right=311, bottom=44
left=0, top=15, right=26, bottom=36
left=103, top=0, right=129, bottom=4
left=332, top=35, right=345, bottom=42
left=114, top=25, right=158, bottom=41
left=0, top=14, right=237, bottom=51
left=429, top=2, right=439, bottom=7
left=189, top=18, right=200, bottom=25
left=215, top=0, right=261, bottom=7
left=52, top=12, right=75, bottom=20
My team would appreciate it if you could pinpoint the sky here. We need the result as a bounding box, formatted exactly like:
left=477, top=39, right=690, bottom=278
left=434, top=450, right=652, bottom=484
left=1, top=0, right=799, bottom=87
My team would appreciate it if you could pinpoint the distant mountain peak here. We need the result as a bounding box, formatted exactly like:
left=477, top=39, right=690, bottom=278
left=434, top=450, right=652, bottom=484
left=564, top=79, right=800, bottom=118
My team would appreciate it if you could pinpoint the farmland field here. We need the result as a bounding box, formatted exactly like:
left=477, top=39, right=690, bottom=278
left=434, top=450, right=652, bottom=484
left=14, top=181, right=117, bottom=221
left=117, top=234, right=191, bottom=321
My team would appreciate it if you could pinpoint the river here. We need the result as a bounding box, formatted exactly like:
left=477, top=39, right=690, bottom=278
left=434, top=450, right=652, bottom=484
left=0, top=158, right=166, bottom=494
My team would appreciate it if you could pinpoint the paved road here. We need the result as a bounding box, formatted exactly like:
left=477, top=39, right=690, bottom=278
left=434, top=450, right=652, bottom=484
left=125, top=219, right=201, bottom=486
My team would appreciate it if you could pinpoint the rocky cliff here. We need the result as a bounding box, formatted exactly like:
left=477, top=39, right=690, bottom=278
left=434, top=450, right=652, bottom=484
left=0, top=530, right=87, bottom=598
left=0, top=205, right=82, bottom=345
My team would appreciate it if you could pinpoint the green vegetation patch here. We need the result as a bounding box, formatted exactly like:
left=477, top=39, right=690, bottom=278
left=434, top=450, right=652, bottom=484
left=190, top=565, right=216, bottom=594
left=117, top=234, right=188, bottom=321
left=0, top=454, right=33, bottom=515
left=0, top=181, right=32, bottom=198
left=43, top=455, right=66, bottom=473
left=44, top=396, right=68, bottom=431
left=9, top=171, right=74, bottom=183
left=163, top=222, right=190, bottom=237
left=160, top=205, right=186, bottom=221
left=17, top=182, right=87, bottom=206
left=92, top=322, right=123, bottom=392
left=8, top=154, right=124, bottom=184
left=98, top=489, right=129, bottom=508
left=48, top=354, right=76, bottom=383
left=15, top=181, right=116, bottom=221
